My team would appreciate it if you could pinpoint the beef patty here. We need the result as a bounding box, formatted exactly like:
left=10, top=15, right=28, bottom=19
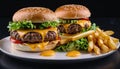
left=57, top=25, right=66, bottom=33
left=58, top=24, right=82, bottom=34
left=10, top=31, right=57, bottom=43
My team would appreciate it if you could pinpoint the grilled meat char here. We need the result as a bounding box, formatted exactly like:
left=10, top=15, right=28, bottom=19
left=10, top=31, right=57, bottom=43
left=58, top=24, right=82, bottom=34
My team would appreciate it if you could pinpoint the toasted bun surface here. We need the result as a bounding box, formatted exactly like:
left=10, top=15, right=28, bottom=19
left=11, top=40, right=59, bottom=52
left=13, top=7, right=57, bottom=23
left=55, top=4, right=91, bottom=19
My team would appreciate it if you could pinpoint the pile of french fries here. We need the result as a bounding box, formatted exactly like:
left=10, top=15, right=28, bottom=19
left=59, top=27, right=119, bottom=55
left=88, top=28, right=119, bottom=55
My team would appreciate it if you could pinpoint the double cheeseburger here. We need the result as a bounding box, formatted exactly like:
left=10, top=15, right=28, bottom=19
left=7, top=7, right=60, bottom=51
left=55, top=4, right=91, bottom=35
left=54, top=4, right=93, bottom=49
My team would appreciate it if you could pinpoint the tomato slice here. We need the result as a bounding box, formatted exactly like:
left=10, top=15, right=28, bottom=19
left=80, top=18, right=89, bottom=21
left=10, top=37, right=23, bottom=44
left=57, top=36, right=61, bottom=40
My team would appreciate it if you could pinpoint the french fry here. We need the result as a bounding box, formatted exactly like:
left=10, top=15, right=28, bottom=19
left=59, top=38, right=70, bottom=44
left=103, top=39, right=108, bottom=45
left=108, top=37, right=117, bottom=50
left=96, top=28, right=109, bottom=39
left=88, top=41, right=94, bottom=52
left=87, top=34, right=94, bottom=52
left=88, top=35, right=93, bottom=41
left=72, top=30, right=95, bottom=41
left=101, top=44, right=110, bottom=53
left=94, top=31, right=99, bottom=38
left=98, top=39, right=109, bottom=53
left=93, top=45, right=101, bottom=55
left=92, top=34, right=97, bottom=44
left=111, top=37, right=119, bottom=45
left=104, top=30, right=114, bottom=36
left=98, top=38, right=104, bottom=46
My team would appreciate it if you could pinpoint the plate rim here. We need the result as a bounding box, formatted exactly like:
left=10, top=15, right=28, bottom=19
left=0, top=36, right=120, bottom=61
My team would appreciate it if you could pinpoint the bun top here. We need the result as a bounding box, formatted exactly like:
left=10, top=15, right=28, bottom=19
left=55, top=4, right=91, bottom=19
left=13, top=7, right=57, bottom=23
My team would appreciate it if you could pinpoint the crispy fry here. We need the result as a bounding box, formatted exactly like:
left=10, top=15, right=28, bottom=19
left=88, top=41, right=94, bottom=52
left=101, top=44, right=110, bottom=53
left=88, top=34, right=94, bottom=52
left=104, top=30, right=114, bottom=36
left=93, top=35, right=97, bottom=44
left=96, top=28, right=109, bottom=39
left=108, top=37, right=117, bottom=50
left=72, top=30, right=95, bottom=41
left=93, top=45, right=101, bottom=55
left=59, top=37, right=70, bottom=44
left=98, top=39, right=109, bottom=53
left=98, top=39, right=104, bottom=46
left=103, top=39, right=108, bottom=45
left=88, top=35, right=93, bottom=41
left=94, top=31, right=99, bottom=38
left=111, top=37, right=119, bottom=45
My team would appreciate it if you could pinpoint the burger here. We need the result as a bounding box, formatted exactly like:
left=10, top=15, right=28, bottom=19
left=54, top=4, right=96, bottom=52
left=7, top=7, right=60, bottom=52
left=55, top=4, right=91, bottom=34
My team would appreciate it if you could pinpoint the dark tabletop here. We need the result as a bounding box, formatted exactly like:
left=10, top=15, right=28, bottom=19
left=0, top=18, right=120, bottom=69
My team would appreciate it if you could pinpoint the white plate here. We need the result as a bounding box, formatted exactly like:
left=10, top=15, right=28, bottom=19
left=0, top=36, right=120, bottom=61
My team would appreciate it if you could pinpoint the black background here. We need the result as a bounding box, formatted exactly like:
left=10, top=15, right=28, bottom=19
left=0, top=0, right=120, bottom=18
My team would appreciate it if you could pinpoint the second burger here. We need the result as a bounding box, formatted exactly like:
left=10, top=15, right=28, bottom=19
left=55, top=4, right=96, bottom=51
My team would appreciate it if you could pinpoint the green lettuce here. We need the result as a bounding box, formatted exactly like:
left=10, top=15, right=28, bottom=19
left=55, top=38, right=88, bottom=52
left=82, top=23, right=98, bottom=32
left=7, top=20, right=60, bottom=31
left=39, top=20, right=60, bottom=29
left=7, top=21, right=36, bottom=31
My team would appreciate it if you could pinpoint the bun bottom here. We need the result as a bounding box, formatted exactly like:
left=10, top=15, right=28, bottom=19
left=11, top=40, right=59, bottom=52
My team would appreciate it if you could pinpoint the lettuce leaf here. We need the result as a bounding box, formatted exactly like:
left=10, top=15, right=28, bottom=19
left=55, top=38, right=88, bottom=52
left=7, top=21, right=36, bottom=31
left=82, top=23, right=98, bottom=32
left=39, top=20, right=60, bottom=29
left=7, top=20, right=60, bottom=31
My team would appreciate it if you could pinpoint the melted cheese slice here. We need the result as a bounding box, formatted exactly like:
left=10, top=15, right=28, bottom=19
left=63, top=24, right=70, bottom=33
left=66, top=50, right=81, bottom=57
left=17, top=28, right=58, bottom=41
left=77, top=20, right=91, bottom=28
left=63, top=20, right=91, bottom=33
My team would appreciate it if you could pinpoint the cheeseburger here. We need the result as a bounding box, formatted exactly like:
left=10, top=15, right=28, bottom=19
left=55, top=4, right=91, bottom=34
left=55, top=4, right=96, bottom=51
left=7, top=7, right=60, bottom=51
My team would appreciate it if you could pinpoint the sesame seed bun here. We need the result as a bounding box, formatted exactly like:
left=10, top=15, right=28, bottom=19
left=13, top=7, right=57, bottom=23
left=55, top=4, right=91, bottom=19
